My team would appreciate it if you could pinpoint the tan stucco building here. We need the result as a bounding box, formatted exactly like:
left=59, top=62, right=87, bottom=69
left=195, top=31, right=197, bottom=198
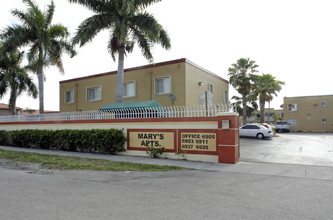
left=59, top=58, right=229, bottom=112
left=283, top=95, right=333, bottom=132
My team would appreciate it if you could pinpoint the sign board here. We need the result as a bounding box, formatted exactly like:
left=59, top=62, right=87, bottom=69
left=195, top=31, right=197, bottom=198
left=128, top=129, right=176, bottom=151
left=127, top=129, right=217, bottom=155
left=179, top=130, right=217, bottom=153
left=222, top=120, right=230, bottom=129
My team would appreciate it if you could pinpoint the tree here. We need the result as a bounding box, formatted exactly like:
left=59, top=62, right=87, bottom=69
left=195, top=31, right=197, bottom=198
left=231, top=95, right=258, bottom=122
left=228, top=58, right=259, bottom=124
left=68, top=0, right=171, bottom=103
left=0, top=0, right=76, bottom=114
left=252, top=74, right=285, bottom=123
left=0, top=44, right=38, bottom=115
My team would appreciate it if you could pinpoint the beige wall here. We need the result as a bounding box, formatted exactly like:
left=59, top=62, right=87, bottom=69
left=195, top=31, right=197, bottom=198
left=185, top=62, right=229, bottom=105
left=60, top=59, right=228, bottom=112
left=284, top=95, right=333, bottom=132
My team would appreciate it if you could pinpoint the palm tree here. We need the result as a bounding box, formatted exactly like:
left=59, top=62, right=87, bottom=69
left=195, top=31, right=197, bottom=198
left=228, top=58, right=259, bottom=124
left=253, top=74, right=285, bottom=123
left=0, top=0, right=76, bottom=114
left=231, top=95, right=258, bottom=122
left=0, top=45, right=38, bottom=115
left=68, top=0, right=171, bottom=103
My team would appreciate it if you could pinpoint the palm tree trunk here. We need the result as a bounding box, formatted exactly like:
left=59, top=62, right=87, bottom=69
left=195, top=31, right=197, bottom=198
left=242, top=94, right=247, bottom=124
left=115, top=46, right=125, bottom=103
left=260, top=96, right=265, bottom=123
left=37, top=64, right=44, bottom=114
left=9, top=88, right=17, bottom=115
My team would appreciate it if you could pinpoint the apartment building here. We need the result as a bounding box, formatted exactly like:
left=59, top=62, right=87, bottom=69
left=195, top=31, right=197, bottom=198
left=283, top=95, right=333, bottom=132
left=59, top=58, right=229, bottom=112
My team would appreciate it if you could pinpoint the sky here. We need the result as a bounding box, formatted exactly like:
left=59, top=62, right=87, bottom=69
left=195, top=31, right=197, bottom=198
left=1, top=0, right=333, bottom=111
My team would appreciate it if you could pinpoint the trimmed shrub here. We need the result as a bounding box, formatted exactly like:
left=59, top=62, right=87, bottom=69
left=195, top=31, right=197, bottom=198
left=0, top=130, right=10, bottom=146
left=2, top=129, right=126, bottom=154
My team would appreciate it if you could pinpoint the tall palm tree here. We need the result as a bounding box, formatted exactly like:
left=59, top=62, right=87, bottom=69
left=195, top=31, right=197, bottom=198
left=228, top=58, right=259, bottom=124
left=68, top=0, right=171, bottom=103
left=253, top=74, right=285, bottom=123
left=0, top=45, right=38, bottom=115
left=0, top=0, right=76, bottom=114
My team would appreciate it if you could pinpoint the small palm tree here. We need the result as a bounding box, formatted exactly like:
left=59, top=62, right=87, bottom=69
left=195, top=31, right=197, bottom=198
left=231, top=95, right=258, bottom=122
left=228, top=58, right=259, bottom=124
left=0, top=0, right=76, bottom=113
left=68, top=0, right=171, bottom=103
left=253, top=74, right=285, bottom=123
left=0, top=45, right=38, bottom=115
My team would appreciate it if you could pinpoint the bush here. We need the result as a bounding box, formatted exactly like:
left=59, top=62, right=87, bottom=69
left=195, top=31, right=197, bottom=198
left=2, top=129, right=126, bottom=154
left=0, top=130, right=10, bottom=146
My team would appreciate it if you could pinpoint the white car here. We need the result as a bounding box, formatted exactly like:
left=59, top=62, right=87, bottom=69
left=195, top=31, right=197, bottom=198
left=239, top=124, right=274, bottom=139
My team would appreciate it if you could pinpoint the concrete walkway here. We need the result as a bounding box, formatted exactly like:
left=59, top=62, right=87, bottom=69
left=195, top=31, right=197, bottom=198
left=1, top=145, right=332, bottom=181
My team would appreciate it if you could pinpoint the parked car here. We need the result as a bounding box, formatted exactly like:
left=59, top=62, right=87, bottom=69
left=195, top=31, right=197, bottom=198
left=258, top=123, right=275, bottom=130
left=274, top=121, right=290, bottom=133
left=239, top=124, right=274, bottom=139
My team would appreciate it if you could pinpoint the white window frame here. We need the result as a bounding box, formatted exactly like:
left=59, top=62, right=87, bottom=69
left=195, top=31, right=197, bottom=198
left=65, top=89, right=74, bottom=104
left=86, top=86, right=102, bottom=102
left=123, top=81, right=136, bottom=98
left=155, top=76, right=171, bottom=95
left=287, top=103, right=297, bottom=112
left=322, top=118, right=327, bottom=123
left=321, top=101, right=328, bottom=107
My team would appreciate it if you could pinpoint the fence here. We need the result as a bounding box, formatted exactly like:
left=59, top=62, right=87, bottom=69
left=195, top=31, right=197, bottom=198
left=0, top=103, right=236, bottom=123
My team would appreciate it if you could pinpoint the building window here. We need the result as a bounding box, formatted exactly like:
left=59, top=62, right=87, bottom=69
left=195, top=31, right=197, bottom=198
left=288, top=118, right=297, bottom=126
left=208, top=83, right=213, bottom=93
left=65, top=90, right=74, bottom=104
left=87, top=86, right=102, bottom=101
left=155, top=76, right=171, bottom=95
left=287, top=103, right=297, bottom=112
left=223, top=90, right=229, bottom=103
left=123, top=81, right=136, bottom=98
left=321, top=101, right=328, bottom=107
left=322, top=118, right=327, bottom=123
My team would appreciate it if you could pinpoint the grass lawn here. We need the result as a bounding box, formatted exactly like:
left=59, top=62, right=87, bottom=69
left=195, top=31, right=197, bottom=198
left=0, top=149, right=189, bottom=172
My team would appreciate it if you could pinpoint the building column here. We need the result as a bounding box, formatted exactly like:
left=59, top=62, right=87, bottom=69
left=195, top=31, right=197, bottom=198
left=217, top=112, right=239, bottom=164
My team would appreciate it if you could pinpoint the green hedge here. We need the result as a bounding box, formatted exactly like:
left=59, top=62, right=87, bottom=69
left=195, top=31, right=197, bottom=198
left=0, top=129, right=126, bottom=154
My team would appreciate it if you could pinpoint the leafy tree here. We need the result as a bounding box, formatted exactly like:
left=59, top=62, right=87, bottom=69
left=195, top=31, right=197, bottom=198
left=228, top=58, right=259, bottom=124
left=68, top=0, right=171, bottom=103
left=252, top=74, right=285, bottom=123
left=0, top=44, right=37, bottom=115
left=231, top=95, right=258, bottom=122
left=24, top=107, right=36, bottom=114
left=0, top=0, right=76, bottom=114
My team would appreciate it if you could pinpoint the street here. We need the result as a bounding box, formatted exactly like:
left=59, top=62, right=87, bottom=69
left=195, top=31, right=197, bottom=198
left=0, top=164, right=332, bottom=220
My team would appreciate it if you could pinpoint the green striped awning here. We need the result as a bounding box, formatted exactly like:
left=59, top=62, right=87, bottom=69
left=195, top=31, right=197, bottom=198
left=99, top=100, right=162, bottom=111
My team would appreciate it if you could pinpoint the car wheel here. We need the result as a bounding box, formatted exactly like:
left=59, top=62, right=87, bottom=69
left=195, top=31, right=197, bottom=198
left=256, top=133, right=264, bottom=139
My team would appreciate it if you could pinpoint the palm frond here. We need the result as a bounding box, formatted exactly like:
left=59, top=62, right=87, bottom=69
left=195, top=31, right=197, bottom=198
left=68, top=0, right=109, bottom=13
left=72, top=14, right=111, bottom=47
left=44, top=0, right=55, bottom=28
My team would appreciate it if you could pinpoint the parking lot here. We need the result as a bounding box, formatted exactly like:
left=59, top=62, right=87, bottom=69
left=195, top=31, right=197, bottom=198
left=240, top=133, right=333, bottom=166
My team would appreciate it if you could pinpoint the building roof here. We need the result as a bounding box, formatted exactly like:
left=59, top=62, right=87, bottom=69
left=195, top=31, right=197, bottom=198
left=60, top=58, right=229, bottom=84
left=99, top=100, right=162, bottom=111
left=284, top=94, right=333, bottom=99
left=0, top=103, right=23, bottom=110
